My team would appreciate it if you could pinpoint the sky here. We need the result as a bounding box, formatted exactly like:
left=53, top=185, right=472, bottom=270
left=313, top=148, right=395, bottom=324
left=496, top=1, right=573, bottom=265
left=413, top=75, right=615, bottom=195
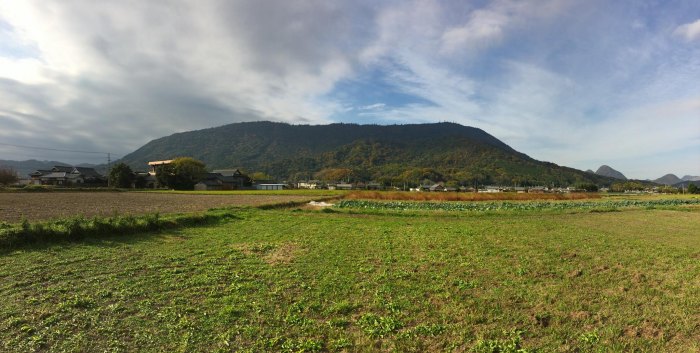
left=0, top=0, right=699, bottom=179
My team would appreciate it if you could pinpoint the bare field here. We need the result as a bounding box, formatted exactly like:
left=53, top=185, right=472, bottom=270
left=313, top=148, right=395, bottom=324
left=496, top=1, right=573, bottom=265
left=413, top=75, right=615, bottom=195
left=0, top=192, right=319, bottom=222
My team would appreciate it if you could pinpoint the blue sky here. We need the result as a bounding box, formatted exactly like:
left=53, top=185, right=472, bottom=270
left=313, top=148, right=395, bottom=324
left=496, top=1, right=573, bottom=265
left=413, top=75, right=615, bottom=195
left=0, top=0, right=698, bottom=179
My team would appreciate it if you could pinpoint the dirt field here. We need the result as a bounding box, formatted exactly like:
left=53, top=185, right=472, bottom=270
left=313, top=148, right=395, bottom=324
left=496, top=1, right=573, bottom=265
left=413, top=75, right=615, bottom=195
left=0, top=192, right=320, bottom=222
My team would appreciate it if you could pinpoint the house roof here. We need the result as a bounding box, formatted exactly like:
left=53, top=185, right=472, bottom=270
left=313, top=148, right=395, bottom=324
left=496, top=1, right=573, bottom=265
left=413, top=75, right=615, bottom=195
left=73, top=167, right=102, bottom=178
left=52, top=166, right=73, bottom=173
left=148, top=160, right=173, bottom=166
left=213, top=169, right=246, bottom=177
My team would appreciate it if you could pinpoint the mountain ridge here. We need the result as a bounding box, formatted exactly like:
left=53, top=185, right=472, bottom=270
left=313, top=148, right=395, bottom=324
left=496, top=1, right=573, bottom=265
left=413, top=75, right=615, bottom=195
left=117, top=121, right=614, bottom=186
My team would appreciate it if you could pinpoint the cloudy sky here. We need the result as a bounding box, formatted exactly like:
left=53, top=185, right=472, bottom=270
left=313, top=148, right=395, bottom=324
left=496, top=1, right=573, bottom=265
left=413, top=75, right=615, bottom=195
left=1, top=0, right=699, bottom=179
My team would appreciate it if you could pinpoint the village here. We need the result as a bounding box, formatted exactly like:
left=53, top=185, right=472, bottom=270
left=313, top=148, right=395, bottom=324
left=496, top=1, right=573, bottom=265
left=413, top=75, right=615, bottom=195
left=13, top=159, right=689, bottom=194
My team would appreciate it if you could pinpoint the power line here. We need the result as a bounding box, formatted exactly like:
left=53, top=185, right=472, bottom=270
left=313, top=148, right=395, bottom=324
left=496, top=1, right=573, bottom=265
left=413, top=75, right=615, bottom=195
left=0, top=142, right=121, bottom=158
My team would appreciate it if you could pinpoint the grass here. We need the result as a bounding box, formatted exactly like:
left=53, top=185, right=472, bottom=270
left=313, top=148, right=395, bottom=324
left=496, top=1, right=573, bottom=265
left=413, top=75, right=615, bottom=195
left=0, top=198, right=698, bottom=352
left=0, top=209, right=240, bottom=250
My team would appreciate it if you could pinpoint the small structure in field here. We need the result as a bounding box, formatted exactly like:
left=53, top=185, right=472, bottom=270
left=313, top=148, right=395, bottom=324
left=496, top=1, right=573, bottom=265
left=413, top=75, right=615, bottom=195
left=255, top=183, right=286, bottom=190
left=335, top=183, right=353, bottom=190
left=297, top=180, right=321, bottom=189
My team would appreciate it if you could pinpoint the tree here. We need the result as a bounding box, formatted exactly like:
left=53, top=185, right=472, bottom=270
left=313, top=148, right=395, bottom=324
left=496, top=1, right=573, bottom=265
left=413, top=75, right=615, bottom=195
left=108, top=163, right=135, bottom=188
left=688, top=183, right=699, bottom=194
left=249, top=172, right=273, bottom=182
left=156, top=157, right=206, bottom=190
left=0, top=166, right=19, bottom=186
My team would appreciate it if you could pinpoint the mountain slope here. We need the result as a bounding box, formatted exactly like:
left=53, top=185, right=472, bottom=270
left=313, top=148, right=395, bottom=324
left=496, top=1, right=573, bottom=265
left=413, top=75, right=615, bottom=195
left=653, top=174, right=682, bottom=185
left=118, top=121, right=613, bottom=186
left=595, top=165, right=627, bottom=180
left=681, top=175, right=700, bottom=181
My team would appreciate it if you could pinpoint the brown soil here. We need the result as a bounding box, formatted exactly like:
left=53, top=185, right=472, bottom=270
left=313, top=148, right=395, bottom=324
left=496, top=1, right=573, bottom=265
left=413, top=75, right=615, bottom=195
left=0, top=192, right=316, bottom=222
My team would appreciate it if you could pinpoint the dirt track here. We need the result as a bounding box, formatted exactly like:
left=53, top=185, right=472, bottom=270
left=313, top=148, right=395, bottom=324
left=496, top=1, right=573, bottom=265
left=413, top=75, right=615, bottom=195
left=0, top=192, right=315, bottom=222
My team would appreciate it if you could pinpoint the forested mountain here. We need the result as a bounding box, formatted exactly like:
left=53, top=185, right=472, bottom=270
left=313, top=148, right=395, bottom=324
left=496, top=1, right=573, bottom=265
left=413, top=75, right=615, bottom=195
left=595, top=165, right=627, bottom=180
left=118, top=121, right=614, bottom=186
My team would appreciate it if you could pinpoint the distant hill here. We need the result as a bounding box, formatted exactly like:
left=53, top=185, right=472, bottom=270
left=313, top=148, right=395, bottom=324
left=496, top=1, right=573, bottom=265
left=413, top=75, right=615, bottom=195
left=595, top=165, right=627, bottom=180
left=674, top=180, right=700, bottom=188
left=117, top=121, right=614, bottom=186
left=0, top=160, right=101, bottom=178
left=681, top=175, right=700, bottom=181
left=585, top=169, right=595, bottom=174
left=0, top=160, right=72, bottom=179
left=653, top=174, right=682, bottom=185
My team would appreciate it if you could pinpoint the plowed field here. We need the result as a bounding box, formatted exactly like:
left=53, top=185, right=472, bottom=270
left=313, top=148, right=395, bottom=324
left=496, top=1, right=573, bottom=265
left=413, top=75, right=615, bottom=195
left=0, top=192, right=316, bottom=222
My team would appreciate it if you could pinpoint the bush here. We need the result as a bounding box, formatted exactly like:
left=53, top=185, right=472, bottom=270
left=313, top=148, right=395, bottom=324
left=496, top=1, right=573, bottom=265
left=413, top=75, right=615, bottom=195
left=0, top=166, right=19, bottom=186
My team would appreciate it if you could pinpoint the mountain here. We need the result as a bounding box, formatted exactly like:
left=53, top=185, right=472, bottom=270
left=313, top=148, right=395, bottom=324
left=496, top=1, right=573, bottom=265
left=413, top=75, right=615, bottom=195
left=595, top=165, right=627, bottom=180
left=117, top=121, right=615, bottom=186
left=681, top=175, right=700, bottom=181
left=0, top=160, right=102, bottom=179
left=585, top=169, right=595, bottom=174
left=653, top=174, right=682, bottom=185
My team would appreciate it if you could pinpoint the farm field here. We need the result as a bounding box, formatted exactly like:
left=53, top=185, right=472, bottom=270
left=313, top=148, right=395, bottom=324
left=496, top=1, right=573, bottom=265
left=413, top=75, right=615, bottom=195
left=0, top=196, right=699, bottom=352
left=0, top=192, right=330, bottom=223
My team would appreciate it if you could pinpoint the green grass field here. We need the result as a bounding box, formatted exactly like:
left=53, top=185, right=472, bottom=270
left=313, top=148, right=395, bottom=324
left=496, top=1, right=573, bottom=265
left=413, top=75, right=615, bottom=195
left=1, top=198, right=699, bottom=352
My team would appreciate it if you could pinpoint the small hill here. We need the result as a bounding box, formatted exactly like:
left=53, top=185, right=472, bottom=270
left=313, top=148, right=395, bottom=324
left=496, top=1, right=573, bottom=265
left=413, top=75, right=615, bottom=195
left=585, top=169, right=595, bottom=174
left=595, top=165, right=627, bottom=180
left=681, top=175, right=700, bottom=181
left=653, top=174, right=682, bottom=185
left=117, top=121, right=615, bottom=186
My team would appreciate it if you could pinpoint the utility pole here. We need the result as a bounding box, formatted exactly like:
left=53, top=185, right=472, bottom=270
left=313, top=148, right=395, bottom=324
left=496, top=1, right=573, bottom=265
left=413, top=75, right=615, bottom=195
left=107, top=153, right=112, bottom=187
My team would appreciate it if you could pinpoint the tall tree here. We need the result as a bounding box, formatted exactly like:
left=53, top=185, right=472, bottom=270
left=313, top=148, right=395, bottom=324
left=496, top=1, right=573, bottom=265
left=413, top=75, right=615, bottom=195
left=108, top=163, right=135, bottom=188
left=156, top=157, right=206, bottom=190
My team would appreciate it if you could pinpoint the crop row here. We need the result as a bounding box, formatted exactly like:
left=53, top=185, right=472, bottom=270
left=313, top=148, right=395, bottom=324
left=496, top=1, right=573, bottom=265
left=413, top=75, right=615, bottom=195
left=335, top=198, right=700, bottom=212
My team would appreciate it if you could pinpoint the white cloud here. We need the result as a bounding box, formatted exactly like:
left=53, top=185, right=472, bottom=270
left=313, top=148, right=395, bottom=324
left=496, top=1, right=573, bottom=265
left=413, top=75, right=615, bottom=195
left=674, top=19, right=700, bottom=42
left=359, top=103, right=386, bottom=111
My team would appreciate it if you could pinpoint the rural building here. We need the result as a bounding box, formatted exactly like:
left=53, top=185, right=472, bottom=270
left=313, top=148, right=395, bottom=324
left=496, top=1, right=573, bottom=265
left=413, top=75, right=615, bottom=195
left=429, top=184, right=446, bottom=192
left=335, top=183, right=354, bottom=190
left=29, top=166, right=106, bottom=186
left=212, top=169, right=252, bottom=189
left=147, top=160, right=173, bottom=175
left=194, top=170, right=253, bottom=190
left=255, top=183, right=286, bottom=190
left=297, top=180, right=321, bottom=189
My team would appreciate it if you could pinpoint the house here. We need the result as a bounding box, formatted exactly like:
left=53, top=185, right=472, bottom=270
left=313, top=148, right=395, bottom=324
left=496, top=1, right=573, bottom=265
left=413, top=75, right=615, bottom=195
left=335, top=183, right=353, bottom=190
left=212, top=169, right=252, bottom=189
left=366, top=182, right=382, bottom=190
left=429, top=183, right=446, bottom=192
left=193, top=170, right=253, bottom=190
left=29, top=166, right=106, bottom=186
left=134, top=171, right=157, bottom=189
left=480, top=186, right=503, bottom=193
left=147, top=160, right=173, bottom=175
